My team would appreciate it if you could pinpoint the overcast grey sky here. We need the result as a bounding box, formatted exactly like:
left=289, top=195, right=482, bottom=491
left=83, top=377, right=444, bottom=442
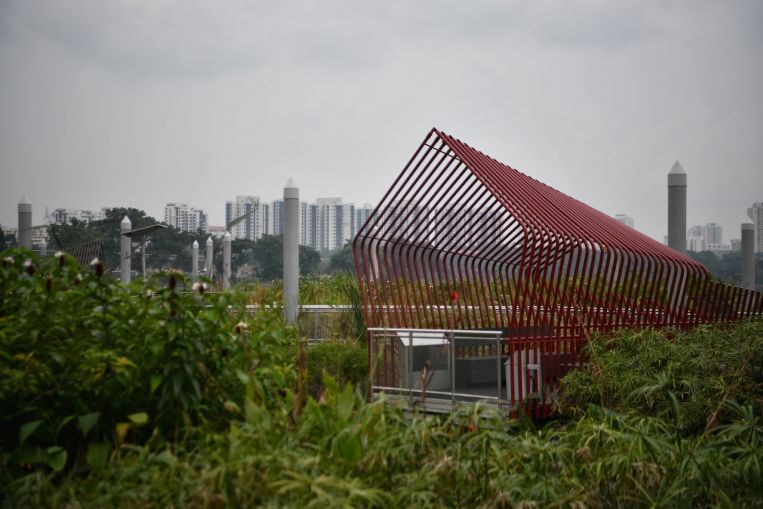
left=1, top=0, right=761, bottom=242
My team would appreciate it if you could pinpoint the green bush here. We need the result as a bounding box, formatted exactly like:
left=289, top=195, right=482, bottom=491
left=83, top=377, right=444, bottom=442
left=6, top=387, right=763, bottom=508
left=560, top=320, right=763, bottom=434
left=0, top=248, right=295, bottom=478
left=306, top=340, right=367, bottom=397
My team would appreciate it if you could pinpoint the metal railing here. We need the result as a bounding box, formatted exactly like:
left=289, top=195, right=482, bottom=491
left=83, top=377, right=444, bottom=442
left=368, top=327, right=588, bottom=417
left=244, top=304, right=357, bottom=341
left=368, top=327, right=504, bottom=414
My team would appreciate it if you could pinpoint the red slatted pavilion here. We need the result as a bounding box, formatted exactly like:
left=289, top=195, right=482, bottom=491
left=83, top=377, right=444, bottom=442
left=352, top=128, right=763, bottom=416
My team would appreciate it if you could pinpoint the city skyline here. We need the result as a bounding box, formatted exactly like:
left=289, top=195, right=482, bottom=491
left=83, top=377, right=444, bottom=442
left=2, top=2, right=762, bottom=243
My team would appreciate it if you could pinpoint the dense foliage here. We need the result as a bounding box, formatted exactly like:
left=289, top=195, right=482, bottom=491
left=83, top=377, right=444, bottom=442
left=687, top=250, right=763, bottom=291
left=306, top=340, right=367, bottom=398
left=248, top=274, right=366, bottom=340
left=0, top=248, right=295, bottom=479
left=46, top=207, right=201, bottom=273
left=1, top=247, right=762, bottom=507
left=46, top=210, right=324, bottom=282
left=560, top=322, right=763, bottom=434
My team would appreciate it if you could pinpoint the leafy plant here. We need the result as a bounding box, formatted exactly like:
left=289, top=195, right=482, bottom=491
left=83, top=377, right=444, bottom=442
left=0, top=248, right=295, bottom=479
left=3, top=245, right=763, bottom=507
left=306, top=340, right=367, bottom=398
left=559, top=320, right=763, bottom=434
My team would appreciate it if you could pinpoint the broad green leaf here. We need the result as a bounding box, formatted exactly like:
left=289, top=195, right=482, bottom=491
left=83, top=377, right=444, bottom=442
left=335, top=432, right=362, bottom=463
left=46, top=446, right=67, bottom=472
left=78, top=412, right=100, bottom=437
left=127, top=412, right=148, bottom=425
left=86, top=441, right=111, bottom=470
left=156, top=451, right=177, bottom=468
left=18, top=420, right=43, bottom=445
left=150, top=374, right=162, bottom=393
left=114, top=356, right=136, bottom=371
left=236, top=369, right=249, bottom=385
left=57, top=414, right=76, bottom=432
left=244, top=398, right=257, bottom=425
left=115, top=422, right=131, bottom=445
left=336, top=384, right=355, bottom=422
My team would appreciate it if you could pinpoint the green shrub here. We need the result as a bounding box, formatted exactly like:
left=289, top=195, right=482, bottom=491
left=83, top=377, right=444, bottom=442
left=560, top=320, right=763, bottom=434
left=0, top=248, right=295, bottom=479
left=6, top=387, right=763, bottom=508
left=306, top=340, right=367, bottom=397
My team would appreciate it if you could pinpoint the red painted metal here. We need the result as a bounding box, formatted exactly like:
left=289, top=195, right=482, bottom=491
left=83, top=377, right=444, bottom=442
left=353, top=128, right=763, bottom=418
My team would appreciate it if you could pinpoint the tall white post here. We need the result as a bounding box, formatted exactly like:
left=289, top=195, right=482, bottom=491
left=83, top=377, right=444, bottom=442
left=667, top=161, right=687, bottom=254
left=120, top=216, right=132, bottom=283
left=18, top=196, right=32, bottom=249
left=223, top=231, right=231, bottom=289
left=742, top=222, right=755, bottom=290
left=39, top=238, right=47, bottom=257
left=283, top=178, right=300, bottom=325
left=192, top=240, right=199, bottom=279
left=205, top=236, right=214, bottom=281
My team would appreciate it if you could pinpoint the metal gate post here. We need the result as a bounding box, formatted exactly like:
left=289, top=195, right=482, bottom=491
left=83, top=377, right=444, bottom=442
left=450, top=331, right=455, bottom=407
left=408, top=331, right=414, bottom=409
left=496, top=332, right=501, bottom=413
left=369, top=330, right=375, bottom=398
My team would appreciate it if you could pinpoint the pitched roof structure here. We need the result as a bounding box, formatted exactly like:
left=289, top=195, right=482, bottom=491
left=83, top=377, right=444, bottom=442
left=353, top=128, right=762, bottom=336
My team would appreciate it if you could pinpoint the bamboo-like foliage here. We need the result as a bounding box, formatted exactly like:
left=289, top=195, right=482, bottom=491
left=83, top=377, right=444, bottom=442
left=4, top=303, right=763, bottom=506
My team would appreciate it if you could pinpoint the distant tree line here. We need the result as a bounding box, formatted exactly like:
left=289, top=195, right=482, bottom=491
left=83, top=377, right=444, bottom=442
left=687, top=250, right=763, bottom=291
left=38, top=208, right=359, bottom=282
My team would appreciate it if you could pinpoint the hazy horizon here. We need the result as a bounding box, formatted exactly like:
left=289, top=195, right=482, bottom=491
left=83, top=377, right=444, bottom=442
left=2, top=1, right=762, bottom=243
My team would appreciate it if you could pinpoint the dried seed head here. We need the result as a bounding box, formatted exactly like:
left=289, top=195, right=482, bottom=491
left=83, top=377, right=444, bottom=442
left=168, top=274, right=177, bottom=290
left=90, top=258, right=104, bottom=277
left=55, top=251, right=65, bottom=267
left=45, top=276, right=53, bottom=292
left=192, top=282, right=206, bottom=295
left=234, top=321, right=248, bottom=334
left=74, top=273, right=82, bottom=286
left=2, top=256, right=13, bottom=267
left=23, top=259, right=35, bottom=275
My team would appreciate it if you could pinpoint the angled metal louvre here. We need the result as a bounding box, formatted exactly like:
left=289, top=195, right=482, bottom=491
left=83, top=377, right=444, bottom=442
left=353, top=128, right=763, bottom=417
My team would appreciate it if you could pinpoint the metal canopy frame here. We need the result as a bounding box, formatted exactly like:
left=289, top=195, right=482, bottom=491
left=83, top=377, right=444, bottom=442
left=124, top=223, right=167, bottom=277
left=353, top=129, right=762, bottom=416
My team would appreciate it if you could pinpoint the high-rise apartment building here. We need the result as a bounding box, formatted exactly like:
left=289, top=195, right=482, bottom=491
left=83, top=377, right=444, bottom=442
left=354, top=203, right=374, bottom=237
left=300, top=202, right=319, bottom=250
left=48, top=208, right=107, bottom=225
left=703, top=223, right=723, bottom=246
left=686, top=223, right=724, bottom=253
left=225, top=196, right=270, bottom=241
left=748, top=202, right=763, bottom=253
left=316, top=198, right=341, bottom=252
left=687, top=225, right=704, bottom=252
left=164, top=203, right=208, bottom=233
left=220, top=196, right=373, bottom=253
left=271, top=199, right=284, bottom=236
left=316, top=198, right=355, bottom=252
left=380, top=200, right=430, bottom=244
